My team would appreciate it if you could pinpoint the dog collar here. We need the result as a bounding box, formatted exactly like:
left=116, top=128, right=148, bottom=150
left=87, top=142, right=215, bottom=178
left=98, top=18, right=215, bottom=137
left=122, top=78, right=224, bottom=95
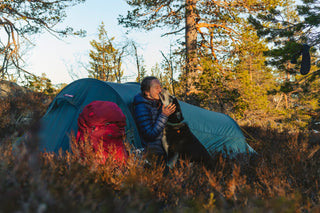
left=167, top=121, right=185, bottom=126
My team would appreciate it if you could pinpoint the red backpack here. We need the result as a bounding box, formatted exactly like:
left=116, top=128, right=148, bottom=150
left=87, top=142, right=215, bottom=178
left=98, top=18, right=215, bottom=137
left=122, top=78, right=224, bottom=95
left=76, top=101, right=128, bottom=164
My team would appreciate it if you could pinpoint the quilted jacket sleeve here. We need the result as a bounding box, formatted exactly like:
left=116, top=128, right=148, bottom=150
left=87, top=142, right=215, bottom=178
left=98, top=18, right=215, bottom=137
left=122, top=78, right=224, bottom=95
left=134, top=99, right=168, bottom=142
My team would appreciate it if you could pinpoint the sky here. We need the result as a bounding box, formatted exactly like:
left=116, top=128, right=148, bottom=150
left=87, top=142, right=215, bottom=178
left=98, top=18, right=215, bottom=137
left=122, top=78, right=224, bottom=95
left=25, top=0, right=173, bottom=84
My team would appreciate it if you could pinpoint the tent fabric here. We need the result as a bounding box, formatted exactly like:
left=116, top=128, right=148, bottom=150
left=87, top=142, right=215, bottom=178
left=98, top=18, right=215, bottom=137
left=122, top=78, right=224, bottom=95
left=180, top=102, right=256, bottom=156
left=39, top=78, right=255, bottom=157
left=39, top=78, right=141, bottom=153
left=76, top=101, right=128, bottom=163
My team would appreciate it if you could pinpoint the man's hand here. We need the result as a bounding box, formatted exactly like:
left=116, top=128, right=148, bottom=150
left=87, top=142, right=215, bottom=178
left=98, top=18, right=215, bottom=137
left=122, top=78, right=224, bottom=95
left=162, top=103, right=176, bottom=117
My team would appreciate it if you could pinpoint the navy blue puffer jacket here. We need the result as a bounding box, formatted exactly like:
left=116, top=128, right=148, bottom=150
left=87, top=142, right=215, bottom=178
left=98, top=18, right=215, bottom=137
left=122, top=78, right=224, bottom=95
left=133, top=93, right=168, bottom=155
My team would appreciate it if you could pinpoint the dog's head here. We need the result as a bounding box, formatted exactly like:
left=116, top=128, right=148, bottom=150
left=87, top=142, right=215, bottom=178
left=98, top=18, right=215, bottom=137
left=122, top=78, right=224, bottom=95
left=159, top=88, right=173, bottom=107
left=159, top=88, right=184, bottom=123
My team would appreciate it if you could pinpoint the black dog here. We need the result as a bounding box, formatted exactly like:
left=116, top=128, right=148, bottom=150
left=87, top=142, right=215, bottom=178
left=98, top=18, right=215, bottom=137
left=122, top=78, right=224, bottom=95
left=159, top=89, right=214, bottom=168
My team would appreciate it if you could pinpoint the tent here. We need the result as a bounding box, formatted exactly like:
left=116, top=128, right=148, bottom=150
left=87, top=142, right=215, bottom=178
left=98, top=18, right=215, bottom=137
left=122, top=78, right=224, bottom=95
left=39, top=78, right=256, bottom=157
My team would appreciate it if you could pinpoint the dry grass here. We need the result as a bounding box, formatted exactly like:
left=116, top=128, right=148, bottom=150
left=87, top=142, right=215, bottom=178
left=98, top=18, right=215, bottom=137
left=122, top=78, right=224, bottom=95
left=0, top=89, right=50, bottom=140
left=0, top=93, right=319, bottom=212
left=0, top=127, right=319, bottom=212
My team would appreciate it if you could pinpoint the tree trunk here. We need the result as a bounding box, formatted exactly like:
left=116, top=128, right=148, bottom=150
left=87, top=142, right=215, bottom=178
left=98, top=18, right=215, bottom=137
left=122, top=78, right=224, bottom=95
left=249, top=55, right=253, bottom=81
left=284, top=93, right=288, bottom=109
left=185, top=0, right=198, bottom=96
left=102, top=51, right=106, bottom=81
left=160, top=50, right=175, bottom=95
left=132, top=42, right=140, bottom=83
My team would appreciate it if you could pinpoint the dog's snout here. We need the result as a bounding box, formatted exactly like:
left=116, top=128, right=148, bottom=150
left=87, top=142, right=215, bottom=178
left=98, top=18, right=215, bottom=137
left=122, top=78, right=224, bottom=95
left=159, top=89, right=173, bottom=107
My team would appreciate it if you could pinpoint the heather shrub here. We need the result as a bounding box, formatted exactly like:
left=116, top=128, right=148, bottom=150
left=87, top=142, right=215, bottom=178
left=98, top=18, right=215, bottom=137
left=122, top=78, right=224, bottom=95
left=0, top=127, right=319, bottom=212
left=0, top=93, right=319, bottom=212
left=0, top=89, right=50, bottom=140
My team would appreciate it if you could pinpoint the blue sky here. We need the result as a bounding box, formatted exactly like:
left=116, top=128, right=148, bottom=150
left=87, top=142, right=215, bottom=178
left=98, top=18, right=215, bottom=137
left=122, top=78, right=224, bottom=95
left=26, top=0, right=173, bottom=84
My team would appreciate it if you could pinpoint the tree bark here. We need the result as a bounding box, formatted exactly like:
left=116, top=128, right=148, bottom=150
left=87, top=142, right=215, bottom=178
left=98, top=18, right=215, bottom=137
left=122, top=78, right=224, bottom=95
left=132, top=42, right=141, bottom=83
left=185, top=0, right=198, bottom=96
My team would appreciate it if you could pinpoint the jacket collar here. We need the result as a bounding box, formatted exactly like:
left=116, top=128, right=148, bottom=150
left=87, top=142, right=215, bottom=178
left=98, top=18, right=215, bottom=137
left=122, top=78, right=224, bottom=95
left=134, top=93, right=161, bottom=108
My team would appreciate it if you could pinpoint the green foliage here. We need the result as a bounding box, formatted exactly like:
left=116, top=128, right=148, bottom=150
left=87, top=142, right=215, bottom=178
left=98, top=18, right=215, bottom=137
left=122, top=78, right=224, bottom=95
left=118, top=1, right=185, bottom=31
left=88, top=22, right=125, bottom=82
left=240, top=0, right=320, bottom=129
left=189, top=17, right=276, bottom=121
left=119, top=0, right=283, bottom=52
left=194, top=56, right=238, bottom=111
left=24, top=73, right=57, bottom=96
left=117, top=0, right=320, bottom=132
left=231, top=21, right=276, bottom=119
left=120, top=0, right=286, bottom=98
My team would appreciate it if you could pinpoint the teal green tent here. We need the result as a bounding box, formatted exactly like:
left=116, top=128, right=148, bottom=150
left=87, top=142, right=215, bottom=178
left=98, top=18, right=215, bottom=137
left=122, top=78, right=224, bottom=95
left=39, top=78, right=255, bottom=157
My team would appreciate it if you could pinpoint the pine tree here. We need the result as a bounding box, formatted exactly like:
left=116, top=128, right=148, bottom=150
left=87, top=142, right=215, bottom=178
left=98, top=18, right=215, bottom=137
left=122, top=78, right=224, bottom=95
left=119, top=0, right=284, bottom=98
left=231, top=21, right=276, bottom=120
left=249, top=0, right=320, bottom=128
left=191, top=15, right=281, bottom=123
left=25, top=73, right=56, bottom=95
left=88, top=22, right=125, bottom=82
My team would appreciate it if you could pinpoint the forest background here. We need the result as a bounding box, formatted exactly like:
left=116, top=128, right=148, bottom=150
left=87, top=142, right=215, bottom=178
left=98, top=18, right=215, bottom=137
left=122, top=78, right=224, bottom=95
left=0, top=0, right=320, bottom=212
left=1, top=0, right=320, bottom=131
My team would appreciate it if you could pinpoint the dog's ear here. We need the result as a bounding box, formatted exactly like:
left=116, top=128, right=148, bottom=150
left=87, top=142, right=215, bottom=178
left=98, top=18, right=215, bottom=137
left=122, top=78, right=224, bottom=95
left=172, top=97, right=184, bottom=121
left=172, top=97, right=180, bottom=106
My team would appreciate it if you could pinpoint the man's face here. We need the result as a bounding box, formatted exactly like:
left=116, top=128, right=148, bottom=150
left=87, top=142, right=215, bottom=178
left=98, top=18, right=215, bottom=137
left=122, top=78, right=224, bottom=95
left=146, top=79, right=161, bottom=100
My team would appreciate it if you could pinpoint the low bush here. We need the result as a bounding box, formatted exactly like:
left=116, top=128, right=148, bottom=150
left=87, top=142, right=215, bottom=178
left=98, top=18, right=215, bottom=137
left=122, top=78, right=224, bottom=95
left=0, top=126, right=319, bottom=212
left=0, top=91, right=319, bottom=212
left=0, top=90, right=50, bottom=140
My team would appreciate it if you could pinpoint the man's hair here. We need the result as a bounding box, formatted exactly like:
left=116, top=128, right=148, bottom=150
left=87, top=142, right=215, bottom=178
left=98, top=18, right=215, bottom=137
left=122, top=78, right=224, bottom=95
left=140, top=76, right=158, bottom=94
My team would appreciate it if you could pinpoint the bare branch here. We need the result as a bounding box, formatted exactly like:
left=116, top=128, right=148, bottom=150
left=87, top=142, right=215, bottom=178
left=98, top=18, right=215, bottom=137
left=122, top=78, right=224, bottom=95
left=161, top=27, right=185, bottom=36
left=0, top=0, right=85, bottom=79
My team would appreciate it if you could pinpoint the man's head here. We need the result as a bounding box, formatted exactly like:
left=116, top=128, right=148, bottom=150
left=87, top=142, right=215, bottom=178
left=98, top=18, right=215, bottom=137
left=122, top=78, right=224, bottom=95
left=141, top=76, right=161, bottom=100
